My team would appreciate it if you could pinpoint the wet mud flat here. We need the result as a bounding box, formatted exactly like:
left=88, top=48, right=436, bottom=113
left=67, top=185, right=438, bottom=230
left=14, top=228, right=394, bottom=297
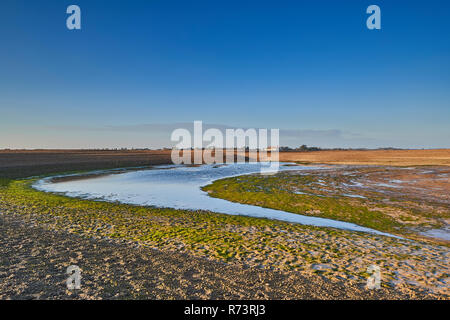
left=1, top=176, right=449, bottom=298
left=1, top=155, right=449, bottom=299
left=284, top=165, right=450, bottom=242
left=208, top=164, right=450, bottom=242
left=35, top=163, right=397, bottom=236
left=0, top=213, right=434, bottom=300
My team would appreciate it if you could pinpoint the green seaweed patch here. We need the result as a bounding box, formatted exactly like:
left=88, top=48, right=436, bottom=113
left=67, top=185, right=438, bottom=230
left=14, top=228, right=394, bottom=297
left=202, top=173, right=446, bottom=238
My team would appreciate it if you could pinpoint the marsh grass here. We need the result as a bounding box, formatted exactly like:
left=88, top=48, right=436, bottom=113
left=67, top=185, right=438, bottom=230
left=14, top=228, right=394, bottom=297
left=202, top=173, right=447, bottom=238
left=0, top=170, right=447, bottom=285
left=0, top=178, right=11, bottom=187
left=0, top=178, right=317, bottom=264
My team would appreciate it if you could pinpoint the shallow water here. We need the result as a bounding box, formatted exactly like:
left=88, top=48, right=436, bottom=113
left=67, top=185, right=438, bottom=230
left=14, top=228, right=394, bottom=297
left=421, top=228, right=450, bottom=241
left=34, top=163, right=399, bottom=238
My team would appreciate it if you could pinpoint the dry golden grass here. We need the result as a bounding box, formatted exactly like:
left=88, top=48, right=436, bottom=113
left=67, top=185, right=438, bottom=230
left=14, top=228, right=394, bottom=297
left=277, top=149, right=450, bottom=166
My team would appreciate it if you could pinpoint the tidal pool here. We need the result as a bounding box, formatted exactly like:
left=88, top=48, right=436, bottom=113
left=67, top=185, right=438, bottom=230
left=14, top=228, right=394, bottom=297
left=421, top=228, right=450, bottom=241
left=34, top=163, right=399, bottom=238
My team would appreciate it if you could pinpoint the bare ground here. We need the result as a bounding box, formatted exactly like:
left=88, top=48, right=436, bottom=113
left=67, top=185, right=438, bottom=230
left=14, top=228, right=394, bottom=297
left=0, top=213, right=429, bottom=300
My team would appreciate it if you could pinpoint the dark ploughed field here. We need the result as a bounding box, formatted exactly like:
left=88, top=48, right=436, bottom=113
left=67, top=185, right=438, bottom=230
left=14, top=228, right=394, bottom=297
left=0, top=150, right=173, bottom=179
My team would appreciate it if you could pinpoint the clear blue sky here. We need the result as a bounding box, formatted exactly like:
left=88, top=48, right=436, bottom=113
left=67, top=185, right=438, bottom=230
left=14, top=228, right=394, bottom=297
left=1, top=0, right=449, bottom=148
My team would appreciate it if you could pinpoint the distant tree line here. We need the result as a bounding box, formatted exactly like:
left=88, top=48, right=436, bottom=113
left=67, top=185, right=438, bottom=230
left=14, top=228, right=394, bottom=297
left=278, top=145, right=404, bottom=152
left=279, top=145, right=322, bottom=152
left=0, top=146, right=406, bottom=151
